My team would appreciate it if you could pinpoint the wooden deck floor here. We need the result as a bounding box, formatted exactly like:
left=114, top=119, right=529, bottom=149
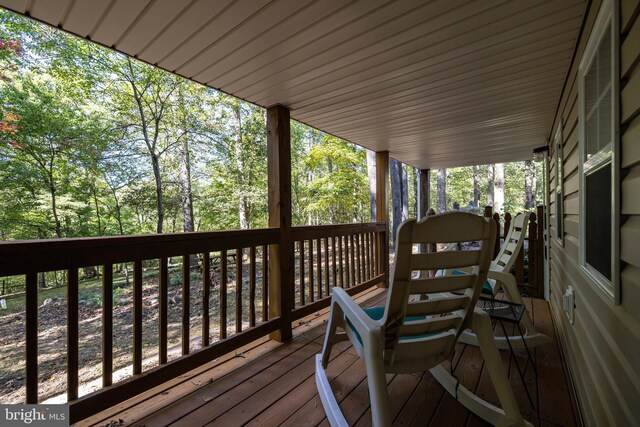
left=80, top=288, right=578, bottom=427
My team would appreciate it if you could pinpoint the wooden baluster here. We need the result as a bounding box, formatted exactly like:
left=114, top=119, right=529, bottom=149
left=133, top=260, right=143, bottom=374
left=202, top=253, right=210, bottom=347
left=316, top=238, right=322, bottom=300
left=360, top=233, right=366, bottom=283
left=220, top=250, right=228, bottom=339
left=299, top=241, right=305, bottom=306
left=308, top=239, right=314, bottom=303
left=68, top=268, right=79, bottom=401
left=347, top=235, right=353, bottom=287
left=262, top=245, right=268, bottom=322
left=159, top=257, right=168, bottom=364
left=349, top=234, right=355, bottom=286
left=102, top=264, right=113, bottom=386
left=323, top=238, right=330, bottom=296
left=365, top=232, right=371, bottom=280
left=349, top=235, right=355, bottom=287
left=332, top=236, right=337, bottom=288
left=25, top=272, right=38, bottom=403
left=182, top=255, right=190, bottom=355
left=369, top=233, right=378, bottom=277
left=236, top=248, right=243, bottom=334
left=250, top=246, right=256, bottom=327
left=504, top=212, right=512, bottom=241
left=515, top=239, right=525, bottom=291
left=355, top=234, right=361, bottom=285
left=338, top=236, right=345, bottom=288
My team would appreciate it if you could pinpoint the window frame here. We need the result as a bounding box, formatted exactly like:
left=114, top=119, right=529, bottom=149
left=577, top=0, right=620, bottom=304
left=554, top=121, right=564, bottom=246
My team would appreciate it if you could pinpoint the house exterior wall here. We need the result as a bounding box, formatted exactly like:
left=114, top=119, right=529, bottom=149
left=548, top=0, right=640, bottom=425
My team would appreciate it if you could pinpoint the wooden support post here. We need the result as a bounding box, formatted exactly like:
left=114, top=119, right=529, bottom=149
left=375, top=151, right=389, bottom=287
left=528, top=212, right=538, bottom=297
left=418, top=169, right=431, bottom=220
left=267, top=104, right=293, bottom=342
left=418, top=168, right=431, bottom=255
left=536, top=205, right=545, bottom=295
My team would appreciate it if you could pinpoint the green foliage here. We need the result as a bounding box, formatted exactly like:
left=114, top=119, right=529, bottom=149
left=302, top=134, right=369, bottom=225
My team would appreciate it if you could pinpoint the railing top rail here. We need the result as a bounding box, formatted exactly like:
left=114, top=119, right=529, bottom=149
left=292, top=222, right=386, bottom=240
left=0, top=227, right=279, bottom=276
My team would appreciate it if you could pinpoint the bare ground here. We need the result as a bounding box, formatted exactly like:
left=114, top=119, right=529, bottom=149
left=0, top=269, right=264, bottom=404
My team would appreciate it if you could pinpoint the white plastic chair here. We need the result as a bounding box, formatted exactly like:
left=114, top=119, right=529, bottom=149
left=315, top=212, right=532, bottom=426
left=458, top=213, right=552, bottom=350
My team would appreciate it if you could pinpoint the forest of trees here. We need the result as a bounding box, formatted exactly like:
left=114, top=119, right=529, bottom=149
left=0, top=11, right=373, bottom=247
left=0, top=10, right=542, bottom=250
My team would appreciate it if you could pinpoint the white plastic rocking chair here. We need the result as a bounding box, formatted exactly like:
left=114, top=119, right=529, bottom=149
left=315, top=212, right=533, bottom=427
left=457, top=213, right=552, bottom=350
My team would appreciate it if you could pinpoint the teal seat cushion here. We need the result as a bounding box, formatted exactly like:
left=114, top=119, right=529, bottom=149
left=345, top=306, right=434, bottom=346
left=451, top=269, right=493, bottom=295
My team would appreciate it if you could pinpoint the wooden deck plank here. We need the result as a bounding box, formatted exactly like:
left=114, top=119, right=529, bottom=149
left=166, top=342, right=324, bottom=426
left=206, top=341, right=354, bottom=426
left=280, top=354, right=369, bottom=427
left=131, top=333, right=326, bottom=426
left=246, top=351, right=358, bottom=426
left=532, top=298, right=577, bottom=427
left=89, top=294, right=577, bottom=427
left=353, top=372, right=422, bottom=427
left=89, top=288, right=383, bottom=426
left=429, top=345, right=484, bottom=427
left=391, top=371, right=445, bottom=426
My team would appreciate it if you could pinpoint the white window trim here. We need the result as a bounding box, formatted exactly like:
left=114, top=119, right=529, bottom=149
left=577, top=0, right=620, bottom=305
left=554, top=121, right=564, bottom=247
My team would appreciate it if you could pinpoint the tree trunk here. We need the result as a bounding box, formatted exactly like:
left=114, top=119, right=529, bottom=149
left=180, top=139, right=195, bottom=233
left=180, top=137, right=198, bottom=268
left=494, top=163, right=504, bottom=213
left=437, top=168, right=446, bottom=213
left=50, top=182, right=62, bottom=238
left=472, top=165, right=480, bottom=208
left=366, top=149, right=377, bottom=221
left=37, top=272, right=46, bottom=289
left=151, top=154, right=164, bottom=233
left=390, top=158, right=403, bottom=242
left=234, top=104, right=249, bottom=229
left=401, top=164, right=408, bottom=221
left=91, top=180, right=102, bottom=235
left=487, top=164, right=494, bottom=208
left=524, top=160, right=536, bottom=209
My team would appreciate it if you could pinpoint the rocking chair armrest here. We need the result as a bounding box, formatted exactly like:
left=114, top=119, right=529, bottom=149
left=487, top=270, right=516, bottom=286
left=330, top=287, right=381, bottom=340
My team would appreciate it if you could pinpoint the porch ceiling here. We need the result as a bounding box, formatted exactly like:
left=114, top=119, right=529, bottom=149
left=0, top=0, right=586, bottom=169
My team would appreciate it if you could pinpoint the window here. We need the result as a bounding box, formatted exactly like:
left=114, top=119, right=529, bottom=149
left=554, top=122, right=564, bottom=245
left=578, top=0, right=619, bottom=303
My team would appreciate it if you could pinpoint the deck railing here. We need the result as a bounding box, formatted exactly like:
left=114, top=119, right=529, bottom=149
left=292, top=223, right=386, bottom=320
left=0, top=222, right=386, bottom=422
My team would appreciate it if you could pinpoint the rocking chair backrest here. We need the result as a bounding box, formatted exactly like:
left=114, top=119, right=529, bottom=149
left=382, top=212, right=496, bottom=372
left=491, top=213, right=528, bottom=273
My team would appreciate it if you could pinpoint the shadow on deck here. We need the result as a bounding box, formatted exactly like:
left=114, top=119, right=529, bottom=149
left=78, top=288, right=578, bottom=427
